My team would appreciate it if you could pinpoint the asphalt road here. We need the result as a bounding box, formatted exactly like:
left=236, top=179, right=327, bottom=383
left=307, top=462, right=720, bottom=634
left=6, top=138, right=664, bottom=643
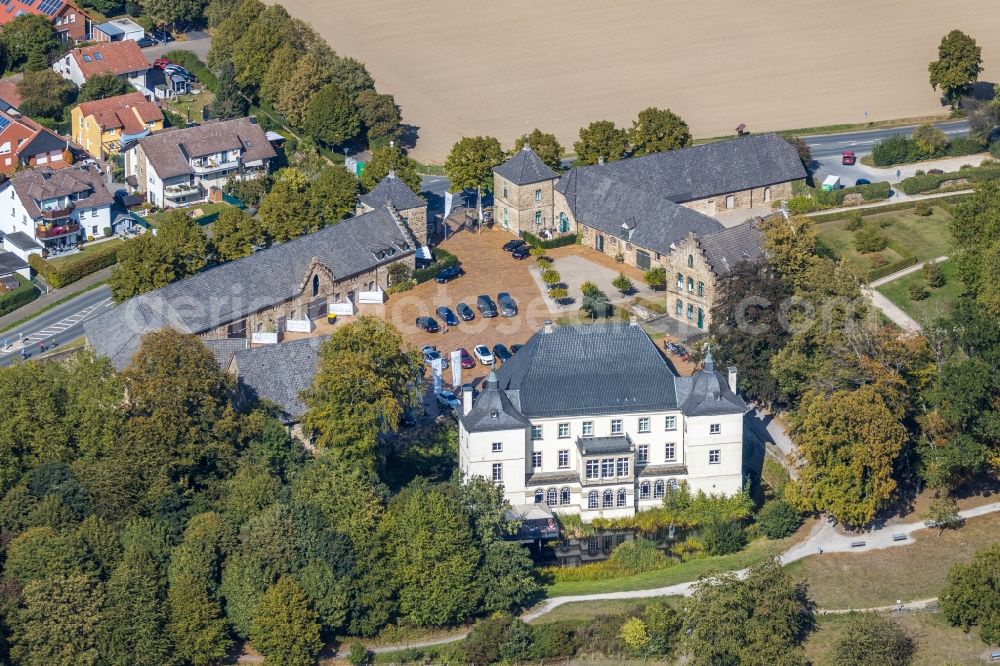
left=804, top=119, right=969, bottom=159
left=0, top=285, right=113, bottom=367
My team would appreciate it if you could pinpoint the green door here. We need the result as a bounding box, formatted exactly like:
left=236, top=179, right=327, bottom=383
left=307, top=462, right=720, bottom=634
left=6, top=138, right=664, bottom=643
left=697, top=308, right=704, bottom=329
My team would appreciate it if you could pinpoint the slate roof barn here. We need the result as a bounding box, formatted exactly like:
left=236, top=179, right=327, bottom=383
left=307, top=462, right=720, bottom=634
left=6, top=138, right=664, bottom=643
left=230, top=336, right=329, bottom=423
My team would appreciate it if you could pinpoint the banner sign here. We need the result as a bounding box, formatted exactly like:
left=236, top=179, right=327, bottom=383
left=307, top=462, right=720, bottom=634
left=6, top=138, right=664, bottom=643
left=444, top=191, right=454, bottom=221
left=450, top=350, right=462, bottom=387
left=432, top=357, right=443, bottom=394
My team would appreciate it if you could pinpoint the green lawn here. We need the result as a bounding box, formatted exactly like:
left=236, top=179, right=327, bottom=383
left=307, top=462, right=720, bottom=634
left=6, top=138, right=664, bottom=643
left=816, top=205, right=952, bottom=277
left=48, top=238, right=123, bottom=265
left=145, top=201, right=232, bottom=227
left=531, top=597, right=679, bottom=625
left=163, top=91, right=215, bottom=125
left=877, top=259, right=965, bottom=325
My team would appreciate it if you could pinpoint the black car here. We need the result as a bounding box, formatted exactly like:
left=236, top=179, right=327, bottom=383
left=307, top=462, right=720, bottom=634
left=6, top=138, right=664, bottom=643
left=435, top=266, right=464, bottom=283
left=498, top=292, right=518, bottom=317
left=492, top=344, right=512, bottom=363
left=511, top=245, right=531, bottom=260
left=477, top=295, right=498, bottom=318
left=855, top=178, right=871, bottom=186
left=502, top=238, right=527, bottom=252
left=456, top=302, right=475, bottom=321
left=135, top=36, right=156, bottom=48
left=435, top=306, right=459, bottom=327
left=415, top=316, right=440, bottom=332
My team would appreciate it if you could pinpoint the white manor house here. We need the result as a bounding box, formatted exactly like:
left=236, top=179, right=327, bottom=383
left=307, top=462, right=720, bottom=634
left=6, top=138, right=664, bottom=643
left=459, top=322, right=746, bottom=522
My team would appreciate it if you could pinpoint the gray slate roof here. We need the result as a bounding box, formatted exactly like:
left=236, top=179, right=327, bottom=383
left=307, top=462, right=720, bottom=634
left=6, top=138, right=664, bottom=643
left=577, top=435, right=634, bottom=456
left=525, top=471, right=580, bottom=485
left=638, top=464, right=688, bottom=478
left=84, top=207, right=413, bottom=370
left=135, top=117, right=276, bottom=179
left=8, top=164, right=113, bottom=219
left=494, top=323, right=679, bottom=418
left=359, top=172, right=424, bottom=211
left=3, top=232, right=40, bottom=252
left=697, top=221, right=765, bottom=275
left=0, top=250, right=27, bottom=275
left=202, top=337, right=248, bottom=369
left=232, top=336, right=328, bottom=422
left=494, top=146, right=559, bottom=186
left=674, top=356, right=746, bottom=416
left=460, top=371, right=532, bottom=433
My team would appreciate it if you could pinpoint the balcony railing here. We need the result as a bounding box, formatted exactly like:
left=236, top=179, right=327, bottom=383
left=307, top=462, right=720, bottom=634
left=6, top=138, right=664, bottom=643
left=191, top=159, right=239, bottom=174
left=164, top=183, right=202, bottom=199
left=36, top=222, right=80, bottom=239
left=39, top=205, right=74, bottom=220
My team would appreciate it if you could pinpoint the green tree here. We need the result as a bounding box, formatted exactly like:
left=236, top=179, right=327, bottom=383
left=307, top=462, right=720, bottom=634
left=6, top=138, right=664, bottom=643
left=581, top=289, right=612, bottom=319
left=212, top=60, right=249, bottom=120
left=211, top=206, right=261, bottom=261
left=573, top=120, right=629, bottom=165
left=629, top=107, right=691, bottom=156
left=101, top=546, right=174, bottom=665
left=301, top=316, right=421, bottom=471
left=620, top=617, right=651, bottom=655
left=0, top=14, right=59, bottom=70
left=381, top=480, right=480, bottom=626
left=444, top=136, right=504, bottom=192
left=941, top=544, right=1000, bottom=643
left=220, top=551, right=274, bottom=639
left=612, top=272, right=634, bottom=295
left=929, top=29, right=983, bottom=107
left=259, top=45, right=301, bottom=106
left=784, top=136, right=812, bottom=168
left=229, top=5, right=296, bottom=94
left=4, top=526, right=89, bottom=584
left=786, top=385, right=908, bottom=527
left=257, top=169, right=320, bottom=243
left=643, top=265, right=666, bottom=290
left=109, top=212, right=208, bottom=300
left=11, top=574, right=106, bottom=666
left=250, top=576, right=323, bottom=666
left=328, top=56, right=375, bottom=98
left=831, top=613, right=915, bottom=666
left=359, top=144, right=421, bottom=194
left=208, top=0, right=265, bottom=72
left=949, top=180, right=1000, bottom=317
left=922, top=496, right=963, bottom=534
left=16, top=68, right=75, bottom=119
left=78, top=73, right=132, bottom=103
left=276, top=55, right=332, bottom=126
left=513, top=128, right=564, bottom=171
left=760, top=215, right=819, bottom=286
left=854, top=224, right=887, bottom=253
left=301, top=83, right=360, bottom=147
left=309, top=166, right=358, bottom=225
left=756, top=498, right=803, bottom=539
left=139, top=0, right=204, bottom=29
left=355, top=89, right=401, bottom=147
left=911, top=123, right=948, bottom=157
left=293, top=559, right=350, bottom=636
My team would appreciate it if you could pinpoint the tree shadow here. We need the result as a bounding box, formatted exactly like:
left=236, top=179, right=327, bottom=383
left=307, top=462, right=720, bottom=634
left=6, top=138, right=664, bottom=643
left=399, top=124, right=420, bottom=151
left=968, top=81, right=997, bottom=101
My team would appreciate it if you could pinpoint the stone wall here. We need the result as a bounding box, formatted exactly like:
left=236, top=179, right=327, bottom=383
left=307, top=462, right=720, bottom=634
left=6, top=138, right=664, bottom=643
left=493, top=172, right=560, bottom=237
left=665, top=233, right=716, bottom=330
left=398, top=204, right=428, bottom=248
left=680, top=180, right=797, bottom=216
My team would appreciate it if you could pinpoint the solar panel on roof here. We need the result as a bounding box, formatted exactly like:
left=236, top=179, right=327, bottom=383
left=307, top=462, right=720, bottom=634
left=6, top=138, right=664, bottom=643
left=0, top=117, right=10, bottom=133
left=0, top=1, right=11, bottom=7
left=37, top=0, right=63, bottom=14
left=21, top=0, right=34, bottom=6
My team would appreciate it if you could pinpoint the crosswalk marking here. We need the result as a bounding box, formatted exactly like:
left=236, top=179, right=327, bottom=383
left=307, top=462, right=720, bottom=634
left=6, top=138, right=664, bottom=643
left=21, top=298, right=113, bottom=345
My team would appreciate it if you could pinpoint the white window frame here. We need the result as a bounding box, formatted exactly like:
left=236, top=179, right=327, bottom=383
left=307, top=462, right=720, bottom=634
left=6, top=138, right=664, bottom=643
left=637, top=444, right=649, bottom=464
left=710, top=423, right=721, bottom=435
left=638, top=417, right=650, bottom=433
left=611, top=419, right=623, bottom=435
left=709, top=449, right=721, bottom=464
left=531, top=425, right=542, bottom=440
left=665, top=416, right=677, bottom=431
left=492, top=442, right=503, bottom=453
left=582, top=421, right=593, bottom=437
left=532, top=451, right=542, bottom=469
left=558, top=422, right=570, bottom=438
left=665, top=443, right=676, bottom=461
left=492, top=463, right=503, bottom=482
left=558, top=450, right=569, bottom=468
left=616, top=458, right=629, bottom=477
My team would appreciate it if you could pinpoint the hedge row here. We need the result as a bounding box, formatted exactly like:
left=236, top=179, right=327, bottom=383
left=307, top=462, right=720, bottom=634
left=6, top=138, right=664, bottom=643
left=871, top=134, right=985, bottom=167
left=785, top=181, right=891, bottom=214
left=868, top=256, right=918, bottom=282
left=522, top=232, right=579, bottom=249
left=0, top=275, right=39, bottom=317
left=808, top=194, right=972, bottom=223
left=28, top=242, right=122, bottom=289
left=163, top=50, right=219, bottom=93
left=899, top=164, right=1000, bottom=195
left=413, top=248, right=459, bottom=284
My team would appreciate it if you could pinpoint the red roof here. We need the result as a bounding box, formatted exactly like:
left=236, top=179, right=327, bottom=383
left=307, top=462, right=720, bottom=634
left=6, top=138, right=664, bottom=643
left=69, top=41, right=149, bottom=79
left=0, top=0, right=87, bottom=28
left=77, top=91, right=162, bottom=133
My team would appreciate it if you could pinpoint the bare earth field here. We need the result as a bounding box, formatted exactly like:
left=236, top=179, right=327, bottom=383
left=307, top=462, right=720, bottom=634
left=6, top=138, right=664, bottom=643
left=272, top=0, right=1000, bottom=162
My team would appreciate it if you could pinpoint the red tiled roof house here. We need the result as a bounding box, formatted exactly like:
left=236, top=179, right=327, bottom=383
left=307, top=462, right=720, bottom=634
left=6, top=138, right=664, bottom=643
left=52, top=40, right=150, bottom=89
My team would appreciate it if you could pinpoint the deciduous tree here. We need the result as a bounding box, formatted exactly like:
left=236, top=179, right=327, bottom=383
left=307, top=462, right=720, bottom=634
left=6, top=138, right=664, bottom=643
left=629, top=107, right=691, bottom=156
left=250, top=576, right=323, bottom=666
left=444, top=136, right=504, bottom=192
left=301, top=83, right=360, bottom=148
left=574, top=120, right=629, bottom=165
left=309, top=166, right=358, bottom=225
left=78, top=73, right=131, bottom=103
left=359, top=144, right=421, bottom=194
left=211, top=206, right=261, bottom=262
left=16, top=69, right=75, bottom=119
left=831, top=613, right=915, bottom=666
left=276, top=55, right=332, bottom=126
left=929, top=29, right=983, bottom=107
left=514, top=128, right=564, bottom=171
left=11, top=574, right=106, bottom=666
left=940, top=544, right=1000, bottom=644
left=355, top=89, right=401, bottom=147
left=0, top=14, right=59, bottom=71
left=257, top=169, right=320, bottom=243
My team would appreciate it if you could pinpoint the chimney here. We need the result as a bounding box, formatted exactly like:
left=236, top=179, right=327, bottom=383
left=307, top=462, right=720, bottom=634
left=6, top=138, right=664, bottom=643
left=728, top=366, right=738, bottom=394
left=597, top=156, right=605, bottom=165
left=544, top=320, right=553, bottom=334
left=629, top=315, right=637, bottom=326
left=462, top=384, right=473, bottom=415
left=388, top=168, right=396, bottom=179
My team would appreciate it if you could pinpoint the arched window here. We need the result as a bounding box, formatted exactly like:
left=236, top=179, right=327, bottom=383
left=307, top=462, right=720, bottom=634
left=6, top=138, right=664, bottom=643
left=640, top=481, right=651, bottom=500
left=687, top=254, right=694, bottom=268
left=763, top=187, right=772, bottom=203
left=667, top=479, right=679, bottom=492
left=654, top=480, right=665, bottom=499
left=534, top=489, right=544, bottom=504
left=687, top=277, right=694, bottom=292
left=602, top=489, right=614, bottom=508
left=676, top=272, right=684, bottom=289
left=587, top=491, right=598, bottom=509
left=312, top=273, right=319, bottom=297
left=560, top=487, right=570, bottom=505
left=546, top=488, right=557, bottom=506
left=617, top=488, right=628, bottom=507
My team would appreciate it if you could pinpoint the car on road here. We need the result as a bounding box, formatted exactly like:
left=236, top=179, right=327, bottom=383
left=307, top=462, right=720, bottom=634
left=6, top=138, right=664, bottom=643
left=855, top=178, right=871, bottom=186
left=498, top=292, right=517, bottom=317
left=421, top=344, right=448, bottom=368
left=435, top=390, right=461, bottom=410
left=511, top=245, right=532, bottom=260
left=502, top=238, right=527, bottom=252
left=135, top=36, right=157, bottom=48
left=456, top=302, right=475, bottom=321
left=153, top=58, right=170, bottom=69
left=457, top=348, right=476, bottom=369
left=477, top=295, right=498, bottom=318
left=841, top=150, right=856, bottom=166
left=436, top=306, right=459, bottom=327
left=474, top=344, right=494, bottom=365
left=416, top=316, right=440, bottom=333
left=928, top=168, right=944, bottom=175
left=435, top=266, right=464, bottom=283
left=492, top=343, right=512, bottom=364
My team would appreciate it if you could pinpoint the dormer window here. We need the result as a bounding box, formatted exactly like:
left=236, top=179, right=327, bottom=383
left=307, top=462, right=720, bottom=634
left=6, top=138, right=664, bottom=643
left=490, top=409, right=498, bottom=419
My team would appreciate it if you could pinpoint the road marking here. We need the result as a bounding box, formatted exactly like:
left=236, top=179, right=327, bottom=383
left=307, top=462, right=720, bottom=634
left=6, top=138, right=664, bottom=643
left=21, top=297, right=113, bottom=345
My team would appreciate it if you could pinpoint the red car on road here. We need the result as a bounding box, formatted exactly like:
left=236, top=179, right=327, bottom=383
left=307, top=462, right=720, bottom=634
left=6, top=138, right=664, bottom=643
left=841, top=150, right=856, bottom=166
left=457, top=348, right=476, bottom=369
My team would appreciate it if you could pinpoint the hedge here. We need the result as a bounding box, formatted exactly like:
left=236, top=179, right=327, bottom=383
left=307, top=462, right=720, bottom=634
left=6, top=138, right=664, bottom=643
left=899, top=163, right=1000, bottom=195
left=867, top=256, right=918, bottom=282
left=785, top=181, right=891, bottom=214
left=28, top=242, right=122, bottom=289
left=809, top=193, right=973, bottom=223
left=0, top=275, right=39, bottom=317
left=163, top=50, right=218, bottom=93
left=413, top=248, right=459, bottom=284
left=522, top=232, right=578, bottom=249
left=872, top=134, right=985, bottom=167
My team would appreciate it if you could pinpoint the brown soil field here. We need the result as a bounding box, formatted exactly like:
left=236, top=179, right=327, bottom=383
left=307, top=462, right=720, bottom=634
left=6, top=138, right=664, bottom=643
left=275, top=0, right=1000, bottom=163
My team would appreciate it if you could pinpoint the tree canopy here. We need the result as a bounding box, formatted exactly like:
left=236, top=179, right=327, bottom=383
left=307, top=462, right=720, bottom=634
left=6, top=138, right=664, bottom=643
left=78, top=73, right=132, bottom=103
left=444, top=136, right=505, bottom=192
left=514, top=129, right=564, bottom=171
left=928, top=29, right=983, bottom=106
left=574, top=120, right=629, bottom=165
left=629, top=107, right=692, bottom=156
left=0, top=14, right=59, bottom=71
left=359, top=144, right=421, bottom=194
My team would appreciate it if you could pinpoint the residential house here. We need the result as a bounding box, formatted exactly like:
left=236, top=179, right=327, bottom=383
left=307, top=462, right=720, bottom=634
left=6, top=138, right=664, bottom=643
left=53, top=40, right=150, bottom=90
left=83, top=198, right=425, bottom=370
left=72, top=92, right=164, bottom=160
left=0, top=97, right=74, bottom=176
left=0, top=164, right=113, bottom=259
left=493, top=134, right=806, bottom=329
left=0, top=0, right=92, bottom=43
left=0, top=249, right=29, bottom=281
left=123, top=117, right=276, bottom=208
left=459, top=323, right=746, bottom=538
left=92, top=17, right=143, bottom=42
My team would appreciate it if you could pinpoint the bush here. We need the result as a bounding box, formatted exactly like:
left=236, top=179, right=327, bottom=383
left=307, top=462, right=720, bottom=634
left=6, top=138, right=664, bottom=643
left=536, top=256, right=552, bottom=269
left=922, top=261, right=945, bottom=287
left=347, top=642, right=371, bottom=666
left=541, top=538, right=671, bottom=582
left=900, top=163, right=1000, bottom=194
left=643, top=265, right=667, bottom=290
left=756, top=499, right=803, bottom=539
left=913, top=201, right=932, bottom=216
left=522, top=231, right=578, bottom=249
left=867, top=256, right=918, bottom=282
left=580, top=280, right=600, bottom=297
left=854, top=225, right=888, bottom=253
left=412, top=249, right=458, bottom=284
left=784, top=196, right=823, bottom=215
left=611, top=273, right=634, bottom=295
left=540, top=269, right=561, bottom=286
left=908, top=282, right=930, bottom=301
left=872, top=135, right=920, bottom=166
left=990, top=141, right=1000, bottom=159
left=700, top=518, right=747, bottom=555
left=581, top=289, right=613, bottom=318
left=28, top=242, right=122, bottom=288
left=846, top=214, right=864, bottom=230
left=462, top=614, right=534, bottom=665
left=945, top=136, right=985, bottom=157
left=0, top=274, right=39, bottom=317
left=163, top=50, right=218, bottom=92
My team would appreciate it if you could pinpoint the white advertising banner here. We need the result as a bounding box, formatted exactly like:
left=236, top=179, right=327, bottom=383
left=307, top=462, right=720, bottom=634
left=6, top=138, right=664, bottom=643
left=450, top=350, right=462, bottom=387
left=443, top=190, right=454, bottom=220
left=432, top=357, right=443, bottom=394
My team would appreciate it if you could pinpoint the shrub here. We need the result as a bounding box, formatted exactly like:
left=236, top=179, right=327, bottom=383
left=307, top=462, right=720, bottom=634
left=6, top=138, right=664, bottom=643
left=540, top=269, right=561, bottom=286
left=387, top=261, right=412, bottom=284
left=914, top=169, right=926, bottom=176
left=872, top=135, right=919, bottom=166
left=991, top=141, right=1000, bottom=159
left=541, top=538, right=671, bottom=582
left=913, top=201, right=932, bottom=216
left=643, top=265, right=667, bottom=290
left=785, top=196, right=823, bottom=215
left=619, top=617, right=650, bottom=656
left=532, top=622, right=577, bottom=659
left=28, top=242, right=122, bottom=288
left=580, top=280, right=600, bottom=297
left=347, top=642, right=371, bottom=666
left=908, top=282, right=930, bottom=301
left=846, top=214, right=864, bottom=231
left=945, top=136, right=985, bottom=157
left=462, top=614, right=534, bottom=665
left=522, top=231, right=578, bottom=249
left=922, top=261, right=945, bottom=287
left=102, top=226, right=112, bottom=237
left=0, top=274, right=39, bottom=317
left=854, top=225, right=888, bottom=253
left=611, top=273, right=634, bottom=295
left=831, top=613, right=915, bottom=666
left=700, top=518, right=746, bottom=555
left=536, top=256, right=552, bottom=269
left=613, top=252, right=625, bottom=263
left=581, top=290, right=612, bottom=318
left=548, top=286, right=568, bottom=302
left=412, top=249, right=458, bottom=283
left=756, top=499, right=803, bottom=539
left=900, top=163, right=1000, bottom=194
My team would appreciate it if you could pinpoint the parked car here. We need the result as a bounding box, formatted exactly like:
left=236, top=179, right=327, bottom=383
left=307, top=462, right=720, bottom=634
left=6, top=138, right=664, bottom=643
left=164, top=64, right=195, bottom=80
left=457, top=348, right=476, bottom=369
left=498, top=292, right=518, bottom=317
left=855, top=178, right=871, bottom=186
left=474, top=344, right=495, bottom=365
left=477, top=295, right=498, bottom=318
left=456, top=302, right=475, bottom=321
left=665, top=341, right=690, bottom=361
left=436, top=306, right=459, bottom=327
left=416, top=316, right=440, bottom=333
left=927, top=168, right=944, bottom=175
left=435, top=266, right=464, bottom=283
left=421, top=344, right=448, bottom=368
left=492, top=343, right=512, bottom=364
left=841, top=150, right=856, bottom=166
left=153, top=58, right=170, bottom=70
left=510, top=344, right=523, bottom=354
left=502, top=238, right=527, bottom=252
left=135, top=36, right=156, bottom=48
left=511, top=245, right=532, bottom=260
left=435, top=390, right=461, bottom=410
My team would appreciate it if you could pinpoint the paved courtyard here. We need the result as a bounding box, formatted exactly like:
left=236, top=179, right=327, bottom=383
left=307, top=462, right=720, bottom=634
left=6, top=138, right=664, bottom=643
left=529, top=253, right=661, bottom=315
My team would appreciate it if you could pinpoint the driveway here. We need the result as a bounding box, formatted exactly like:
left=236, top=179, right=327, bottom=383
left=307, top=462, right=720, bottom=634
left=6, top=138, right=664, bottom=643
left=142, top=33, right=212, bottom=63
left=530, top=253, right=658, bottom=315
